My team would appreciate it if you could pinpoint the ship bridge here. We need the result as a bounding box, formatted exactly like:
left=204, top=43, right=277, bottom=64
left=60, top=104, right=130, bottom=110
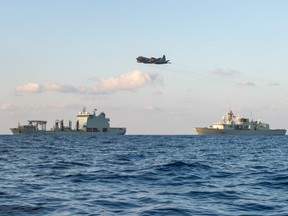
left=27, top=120, right=47, bottom=131
left=76, top=107, right=110, bottom=132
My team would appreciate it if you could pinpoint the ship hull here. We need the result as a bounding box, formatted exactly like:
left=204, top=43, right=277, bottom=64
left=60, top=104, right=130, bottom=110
left=194, top=127, right=286, bottom=136
left=10, top=128, right=126, bottom=135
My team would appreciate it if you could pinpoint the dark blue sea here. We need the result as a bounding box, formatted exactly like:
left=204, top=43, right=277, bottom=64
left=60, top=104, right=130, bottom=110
left=1, top=135, right=288, bottom=216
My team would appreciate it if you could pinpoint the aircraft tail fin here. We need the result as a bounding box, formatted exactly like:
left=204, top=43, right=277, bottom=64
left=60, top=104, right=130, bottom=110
left=162, top=55, right=171, bottom=63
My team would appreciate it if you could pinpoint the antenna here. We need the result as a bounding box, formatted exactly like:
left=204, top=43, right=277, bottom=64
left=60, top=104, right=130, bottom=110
left=227, top=98, right=231, bottom=111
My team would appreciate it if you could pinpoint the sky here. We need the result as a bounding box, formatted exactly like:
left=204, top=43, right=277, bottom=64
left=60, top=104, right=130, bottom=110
left=1, top=0, right=288, bottom=134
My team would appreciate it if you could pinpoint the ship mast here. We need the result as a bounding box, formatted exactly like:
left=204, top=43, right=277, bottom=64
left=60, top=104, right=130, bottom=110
left=227, top=110, right=234, bottom=125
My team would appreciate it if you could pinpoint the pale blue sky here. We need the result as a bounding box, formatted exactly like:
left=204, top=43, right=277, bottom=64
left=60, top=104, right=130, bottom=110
left=1, top=0, right=288, bottom=134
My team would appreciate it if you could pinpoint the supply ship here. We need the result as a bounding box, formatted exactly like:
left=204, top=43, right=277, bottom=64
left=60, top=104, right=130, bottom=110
left=10, top=107, right=126, bottom=135
left=194, top=110, right=286, bottom=135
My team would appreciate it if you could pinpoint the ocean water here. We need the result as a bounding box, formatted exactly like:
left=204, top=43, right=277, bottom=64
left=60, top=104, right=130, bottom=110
left=1, top=135, right=288, bottom=216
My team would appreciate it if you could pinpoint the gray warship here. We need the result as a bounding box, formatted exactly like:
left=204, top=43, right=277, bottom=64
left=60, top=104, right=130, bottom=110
left=194, top=110, right=286, bottom=136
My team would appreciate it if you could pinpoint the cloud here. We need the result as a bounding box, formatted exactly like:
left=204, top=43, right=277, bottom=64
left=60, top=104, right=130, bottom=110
left=16, top=82, right=41, bottom=93
left=237, top=81, right=255, bottom=87
left=0, top=102, right=80, bottom=111
left=145, top=105, right=162, bottom=112
left=213, top=68, right=241, bottom=77
left=15, top=70, right=163, bottom=95
left=24, top=102, right=79, bottom=110
left=95, top=70, right=162, bottom=93
left=0, top=102, right=14, bottom=110
left=42, top=82, right=78, bottom=93
left=266, top=81, right=280, bottom=86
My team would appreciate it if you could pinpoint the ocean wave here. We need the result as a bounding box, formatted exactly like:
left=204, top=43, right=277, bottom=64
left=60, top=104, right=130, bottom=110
left=1, top=135, right=288, bottom=215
